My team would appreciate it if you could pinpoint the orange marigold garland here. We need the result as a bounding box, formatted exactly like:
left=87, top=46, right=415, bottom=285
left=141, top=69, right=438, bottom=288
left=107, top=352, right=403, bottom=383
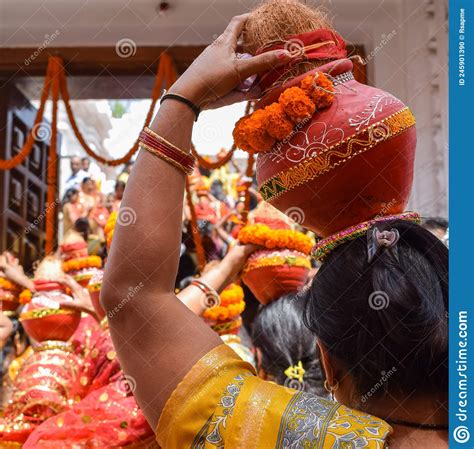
left=19, top=289, right=33, bottom=305
left=202, top=283, right=245, bottom=322
left=233, top=71, right=334, bottom=154
left=0, top=277, right=21, bottom=292
left=238, top=223, right=314, bottom=254
left=63, top=256, right=102, bottom=273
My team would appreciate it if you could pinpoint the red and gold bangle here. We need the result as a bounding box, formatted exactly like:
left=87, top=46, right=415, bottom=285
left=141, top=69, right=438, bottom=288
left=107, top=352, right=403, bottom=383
left=139, top=128, right=196, bottom=175
left=190, top=279, right=221, bottom=308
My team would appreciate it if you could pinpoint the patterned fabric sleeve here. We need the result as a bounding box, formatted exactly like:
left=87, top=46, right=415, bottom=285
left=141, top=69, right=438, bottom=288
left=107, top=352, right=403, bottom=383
left=155, top=345, right=392, bottom=449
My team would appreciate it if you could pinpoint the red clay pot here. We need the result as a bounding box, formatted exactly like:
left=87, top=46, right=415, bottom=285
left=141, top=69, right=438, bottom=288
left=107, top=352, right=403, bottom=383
left=242, top=249, right=310, bottom=304
left=256, top=59, right=416, bottom=237
left=21, top=311, right=81, bottom=342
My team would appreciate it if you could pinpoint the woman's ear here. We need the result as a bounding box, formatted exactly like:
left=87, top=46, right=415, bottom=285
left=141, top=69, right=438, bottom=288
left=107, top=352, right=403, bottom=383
left=317, top=341, right=333, bottom=385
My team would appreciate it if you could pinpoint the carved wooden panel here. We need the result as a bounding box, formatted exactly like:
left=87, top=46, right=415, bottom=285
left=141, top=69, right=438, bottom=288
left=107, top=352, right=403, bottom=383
left=0, top=83, right=60, bottom=273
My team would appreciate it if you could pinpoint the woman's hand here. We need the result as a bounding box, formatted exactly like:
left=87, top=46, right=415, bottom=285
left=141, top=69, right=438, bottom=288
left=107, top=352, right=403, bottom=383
left=50, top=274, right=99, bottom=321
left=221, top=243, right=259, bottom=284
left=169, top=14, right=293, bottom=109
left=0, top=252, right=35, bottom=291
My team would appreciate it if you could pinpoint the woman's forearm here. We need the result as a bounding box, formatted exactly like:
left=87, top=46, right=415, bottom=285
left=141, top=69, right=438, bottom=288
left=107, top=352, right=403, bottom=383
left=102, top=99, right=221, bottom=427
left=101, top=14, right=290, bottom=429
left=177, top=256, right=239, bottom=314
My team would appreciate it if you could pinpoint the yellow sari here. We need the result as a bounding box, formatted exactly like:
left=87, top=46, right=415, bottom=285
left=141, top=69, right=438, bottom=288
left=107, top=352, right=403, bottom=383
left=156, top=345, right=391, bottom=449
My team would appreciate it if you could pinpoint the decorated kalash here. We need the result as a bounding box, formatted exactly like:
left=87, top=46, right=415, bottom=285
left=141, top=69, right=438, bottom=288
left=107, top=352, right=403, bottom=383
left=21, top=269, right=156, bottom=449
left=0, top=235, right=156, bottom=447
left=0, top=257, right=83, bottom=446
left=238, top=203, right=313, bottom=305
left=199, top=281, right=255, bottom=366
left=232, top=1, right=419, bottom=247
left=60, top=231, right=103, bottom=288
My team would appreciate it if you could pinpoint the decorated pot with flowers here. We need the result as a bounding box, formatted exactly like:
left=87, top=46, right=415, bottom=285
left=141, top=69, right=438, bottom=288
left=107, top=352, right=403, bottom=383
left=62, top=256, right=102, bottom=288
left=87, top=269, right=105, bottom=320
left=60, top=231, right=103, bottom=287
left=238, top=210, right=313, bottom=304
left=234, top=57, right=416, bottom=237
left=20, top=280, right=81, bottom=342
left=202, top=283, right=246, bottom=335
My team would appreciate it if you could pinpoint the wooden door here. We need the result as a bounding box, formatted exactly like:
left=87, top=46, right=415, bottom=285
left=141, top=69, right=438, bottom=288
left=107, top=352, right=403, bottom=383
left=0, top=83, right=60, bottom=274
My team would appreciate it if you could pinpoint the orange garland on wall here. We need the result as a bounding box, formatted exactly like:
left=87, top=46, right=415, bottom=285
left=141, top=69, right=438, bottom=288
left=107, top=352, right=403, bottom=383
left=59, top=53, right=174, bottom=166
left=0, top=54, right=242, bottom=260
left=185, top=177, right=206, bottom=271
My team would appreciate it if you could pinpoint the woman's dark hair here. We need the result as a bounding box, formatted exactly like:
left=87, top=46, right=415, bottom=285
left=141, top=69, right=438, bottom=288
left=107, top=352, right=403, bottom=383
left=62, top=188, right=78, bottom=204
left=305, top=220, right=448, bottom=403
left=115, top=180, right=126, bottom=191
left=74, top=217, right=90, bottom=242
left=252, top=294, right=326, bottom=396
left=210, top=180, right=226, bottom=202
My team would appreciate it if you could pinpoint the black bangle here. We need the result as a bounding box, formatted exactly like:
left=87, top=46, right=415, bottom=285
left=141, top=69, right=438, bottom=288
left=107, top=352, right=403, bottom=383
left=160, top=93, right=201, bottom=121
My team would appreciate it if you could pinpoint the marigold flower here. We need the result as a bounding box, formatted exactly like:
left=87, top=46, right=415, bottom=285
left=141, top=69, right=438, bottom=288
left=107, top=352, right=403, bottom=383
left=233, top=110, right=276, bottom=153
left=263, top=103, right=294, bottom=140
left=300, top=72, right=335, bottom=109
left=238, top=224, right=314, bottom=254
left=279, top=86, right=316, bottom=122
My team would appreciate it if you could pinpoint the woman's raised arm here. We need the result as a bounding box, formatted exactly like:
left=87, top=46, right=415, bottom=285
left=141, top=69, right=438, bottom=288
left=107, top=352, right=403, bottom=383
left=100, top=15, right=292, bottom=428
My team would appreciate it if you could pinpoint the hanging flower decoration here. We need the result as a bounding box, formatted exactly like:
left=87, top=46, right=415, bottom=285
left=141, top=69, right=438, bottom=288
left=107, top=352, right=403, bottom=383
left=233, top=72, right=335, bottom=153
left=238, top=223, right=315, bottom=254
